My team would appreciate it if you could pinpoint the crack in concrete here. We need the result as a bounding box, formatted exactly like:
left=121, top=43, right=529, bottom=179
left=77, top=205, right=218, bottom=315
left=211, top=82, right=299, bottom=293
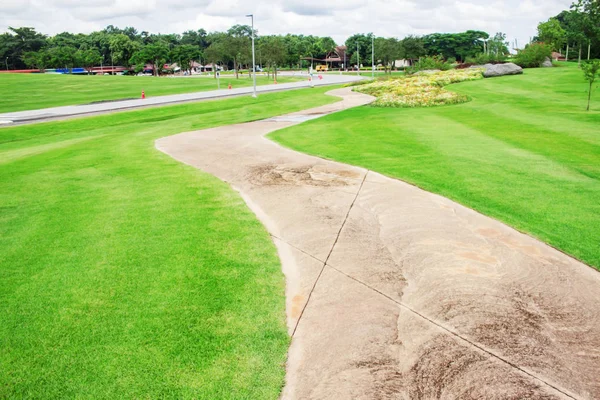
left=272, top=193, right=580, bottom=400
left=290, top=171, right=369, bottom=338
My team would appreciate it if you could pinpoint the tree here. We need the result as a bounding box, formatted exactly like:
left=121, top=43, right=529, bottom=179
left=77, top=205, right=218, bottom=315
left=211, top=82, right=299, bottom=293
left=0, top=27, right=47, bottom=69
left=581, top=59, right=600, bottom=110
left=375, top=37, right=403, bottom=73
left=109, top=34, right=140, bottom=67
left=423, top=31, right=488, bottom=61
left=487, top=32, right=510, bottom=56
left=22, top=50, right=51, bottom=71
left=130, top=42, right=169, bottom=76
left=76, top=48, right=102, bottom=74
left=47, top=45, right=78, bottom=72
left=318, top=36, right=336, bottom=69
left=171, top=44, right=201, bottom=73
left=225, top=27, right=252, bottom=78
left=345, top=34, right=372, bottom=67
left=259, top=35, right=286, bottom=78
left=537, top=18, right=566, bottom=51
left=401, top=35, right=426, bottom=63
left=181, top=29, right=208, bottom=49
left=204, top=35, right=227, bottom=78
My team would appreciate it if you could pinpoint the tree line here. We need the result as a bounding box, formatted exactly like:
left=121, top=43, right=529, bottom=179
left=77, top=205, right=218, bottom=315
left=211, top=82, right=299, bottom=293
left=0, top=25, right=508, bottom=77
left=536, top=0, right=599, bottom=60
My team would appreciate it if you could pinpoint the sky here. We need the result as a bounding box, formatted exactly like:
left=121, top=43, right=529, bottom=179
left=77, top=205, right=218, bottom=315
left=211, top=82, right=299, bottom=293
left=1, top=0, right=573, bottom=48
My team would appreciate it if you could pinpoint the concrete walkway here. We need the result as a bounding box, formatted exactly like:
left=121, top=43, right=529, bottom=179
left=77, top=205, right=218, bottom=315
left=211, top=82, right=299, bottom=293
left=0, top=73, right=361, bottom=126
left=156, top=88, right=600, bottom=399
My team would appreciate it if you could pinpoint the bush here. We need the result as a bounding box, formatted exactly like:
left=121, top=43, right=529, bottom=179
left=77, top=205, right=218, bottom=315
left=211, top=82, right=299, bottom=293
left=406, top=55, right=453, bottom=74
left=514, top=43, right=552, bottom=68
left=465, top=53, right=508, bottom=65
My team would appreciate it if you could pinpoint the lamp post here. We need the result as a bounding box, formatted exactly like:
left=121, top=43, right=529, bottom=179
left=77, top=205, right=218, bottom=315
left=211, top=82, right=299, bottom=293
left=246, top=14, right=257, bottom=98
left=5, top=57, right=8, bottom=71
left=356, top=43, right=360, bottom=76
left=371, top=34, right=375, bottom=79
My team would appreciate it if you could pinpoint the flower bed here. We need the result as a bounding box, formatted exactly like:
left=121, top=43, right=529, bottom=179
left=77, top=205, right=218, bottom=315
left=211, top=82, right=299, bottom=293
left=353, top=69, right=484, bottom=107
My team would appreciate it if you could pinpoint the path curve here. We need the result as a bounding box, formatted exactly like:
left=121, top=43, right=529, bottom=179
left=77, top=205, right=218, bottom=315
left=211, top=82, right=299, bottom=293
left=156, top=88, right=600, bottom=399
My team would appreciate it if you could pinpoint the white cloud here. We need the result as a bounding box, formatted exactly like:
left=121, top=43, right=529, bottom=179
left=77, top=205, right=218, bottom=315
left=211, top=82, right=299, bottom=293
left=0, top=0, right=573, bottom=48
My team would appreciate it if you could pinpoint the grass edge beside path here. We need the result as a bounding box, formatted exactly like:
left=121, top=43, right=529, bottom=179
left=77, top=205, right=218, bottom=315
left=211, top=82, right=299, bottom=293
left=269, top=67, right=600, bottom=270
left=0, top=87, right=341, bottom=399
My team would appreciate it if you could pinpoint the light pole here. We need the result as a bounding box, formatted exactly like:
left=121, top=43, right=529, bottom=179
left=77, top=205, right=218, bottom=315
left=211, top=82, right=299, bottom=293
left=371, top=34, right=375, bottom=79
left=246, top=14, right=257, bottom=98
left=356, top=43, right=360, bottom=76
left=5, top=57, right=8, bottom=71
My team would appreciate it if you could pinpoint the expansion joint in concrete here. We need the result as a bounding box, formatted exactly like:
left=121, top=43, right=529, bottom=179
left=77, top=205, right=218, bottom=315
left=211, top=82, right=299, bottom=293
left=289, top=171, right=369, bottom=338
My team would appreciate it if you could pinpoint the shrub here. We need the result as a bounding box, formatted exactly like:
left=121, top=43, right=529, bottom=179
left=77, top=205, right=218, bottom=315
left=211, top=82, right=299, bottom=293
left=406, top=55, right=454, bottom=74
left=353, top=69, right=484, bottom=108
left=514, top=43, right=552, bottom=68
left=465, top=52, right=508, bottom=65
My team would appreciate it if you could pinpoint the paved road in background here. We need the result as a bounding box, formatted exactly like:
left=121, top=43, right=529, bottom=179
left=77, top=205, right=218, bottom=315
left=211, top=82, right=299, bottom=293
left=0, top=73, right=363, bottom=126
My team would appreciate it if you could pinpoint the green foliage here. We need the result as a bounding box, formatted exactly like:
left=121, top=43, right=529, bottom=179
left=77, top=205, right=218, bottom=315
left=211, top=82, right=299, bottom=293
left=465, top=52, right=508, bottom=65
left=581, top=59, right=600, bottom=110
left=259, top=35, right=286, bottom=76
left=487, top=32, right=510, bottom=56
left=76, top=48, right=103, bottom=73
left=514, top=43, right=552, bottom=68
left=537, top=18, right=567, bottom=51
left=406, top=55, right=453, bottom=74
left=374, top=37, right=404, bottom=73
left=109, top=34, right=140, bottom=66
left=345, top=33, right=374, bottom=67
left=170, top=44, right=201, bottom=72
left=545, top=5, right=600, bottom=59
left=130, top=42, right=169, bottom=75
left=401, top=35, right=427, bottom=61
left=423, top=30, right=489, bottom=61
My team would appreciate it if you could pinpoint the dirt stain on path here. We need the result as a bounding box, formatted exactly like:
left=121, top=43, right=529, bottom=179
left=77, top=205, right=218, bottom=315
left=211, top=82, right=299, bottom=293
left=156, top=89, right=600, bottom=399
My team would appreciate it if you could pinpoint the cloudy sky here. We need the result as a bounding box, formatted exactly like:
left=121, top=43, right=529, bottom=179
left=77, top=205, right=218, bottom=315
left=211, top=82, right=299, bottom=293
left=1, top=0, right=572, bottom=47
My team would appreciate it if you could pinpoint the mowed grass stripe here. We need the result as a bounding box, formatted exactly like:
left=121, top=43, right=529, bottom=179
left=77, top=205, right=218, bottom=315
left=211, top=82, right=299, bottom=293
left=0, top=87, right=340, bottom=399
left=269, top=65, right=600, bottom=268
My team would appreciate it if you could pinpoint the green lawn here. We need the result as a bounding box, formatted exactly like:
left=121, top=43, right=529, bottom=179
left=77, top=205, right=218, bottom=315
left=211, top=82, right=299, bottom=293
left=0, top=73, right=300, bottom=113
left=270, top=65, right=600, bottom=269
left=0, top=87, right=339, bottom=398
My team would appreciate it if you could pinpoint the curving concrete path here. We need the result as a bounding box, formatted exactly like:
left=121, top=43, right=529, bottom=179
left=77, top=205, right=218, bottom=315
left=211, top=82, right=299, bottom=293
left=156, top=88, right=600, bottom=399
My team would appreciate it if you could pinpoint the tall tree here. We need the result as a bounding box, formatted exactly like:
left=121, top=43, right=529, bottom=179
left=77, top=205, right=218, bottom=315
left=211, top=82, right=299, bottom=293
left=375, top=37, right=403, bottom=73
left=259, top=35, right=286, bottom=78
left=130, top=42, right=169, bottom=76
left=423, top=31, right=488, bottom=61
left=401, top=35, right=426, bottom=63
left=537, top=19, right=567, bottom=51
left=109, top=34, right=140, bottom=66
left=171, top=44, right=202, bottom=73
left=487, top=32, right=510, bottom=56
left=0, top=27, right=47, bottom=69
left=76, top=48, right=102, bottom=74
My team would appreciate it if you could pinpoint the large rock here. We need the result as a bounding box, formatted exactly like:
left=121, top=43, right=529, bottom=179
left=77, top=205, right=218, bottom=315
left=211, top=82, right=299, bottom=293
left=542, top=57, right=553, bottom=68
left=483, top=63, right=523, bottom=78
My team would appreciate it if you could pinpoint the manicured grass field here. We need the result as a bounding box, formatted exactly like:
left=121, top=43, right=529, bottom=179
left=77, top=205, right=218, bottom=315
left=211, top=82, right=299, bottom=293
left=0, top=87, right=339, bottom=398
left=270, top=65, right=600, bottom=269
left=0, top=73, right=300, bottom=113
